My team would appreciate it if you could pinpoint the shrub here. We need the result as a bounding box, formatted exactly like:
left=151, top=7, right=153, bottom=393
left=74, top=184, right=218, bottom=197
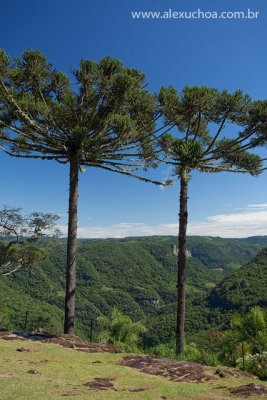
left=236, top=352, right=267, bottom=380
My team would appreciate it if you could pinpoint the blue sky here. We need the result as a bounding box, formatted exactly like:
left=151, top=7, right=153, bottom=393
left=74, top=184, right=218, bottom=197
left=1, top=0, right=267, bottom=238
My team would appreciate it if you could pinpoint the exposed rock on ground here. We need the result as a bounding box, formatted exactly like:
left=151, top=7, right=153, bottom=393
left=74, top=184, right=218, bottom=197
left=0, top=331, right=122, bottom=353
left=2, top=330, right=266, bottom=397
left=230, top=382, right=267, bottom=397
left=83, top=377, right=149, bottom=392
left=215, top=368, right=258, bottom=379
left=27, top=369, right=41, bottom=375
left=83, top=377, right=116, bottom=391
left=16, top=347, right=30, bottom=352
left=117, top=355, right=215, bottom=383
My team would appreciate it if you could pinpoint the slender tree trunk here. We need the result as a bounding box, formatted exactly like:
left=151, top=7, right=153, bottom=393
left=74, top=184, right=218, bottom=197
left=64, top=155, right=79, bottom=334
left=176, top=175, right=188, bottom=355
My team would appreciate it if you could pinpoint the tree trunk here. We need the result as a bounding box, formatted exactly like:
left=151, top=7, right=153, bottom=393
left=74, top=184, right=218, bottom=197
left=64, top=155, right=79, bottom=334
left=176, top=175, right=188, bottom=355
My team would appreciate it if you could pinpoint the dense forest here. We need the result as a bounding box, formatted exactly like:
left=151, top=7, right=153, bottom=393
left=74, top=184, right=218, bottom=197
left=1, top=235, right=266, bottom=345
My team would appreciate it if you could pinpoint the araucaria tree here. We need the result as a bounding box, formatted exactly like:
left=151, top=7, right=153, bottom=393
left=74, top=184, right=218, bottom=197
left=0, top=49, right=158, bottom=334
left=159, top=86, right=265, bottom=355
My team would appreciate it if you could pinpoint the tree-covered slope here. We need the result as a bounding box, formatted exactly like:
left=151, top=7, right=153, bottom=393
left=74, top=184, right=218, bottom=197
left=186, top=236, right=267, bottom=272
left=2, top=236, right=267, bottom=343
left=2, top=238, right=221, bottom=338
left=113, top=235, right=267, bottom=272
left=208, top=247, right=267, bottom=312
left=0, top=277, right=63, bottom=333
left=146, top=246, right=267, bottom=346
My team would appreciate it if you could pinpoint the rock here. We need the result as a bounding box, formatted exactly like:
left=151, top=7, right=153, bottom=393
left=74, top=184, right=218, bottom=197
left=118, top=356, right=215, bottom=383
left=215, top=369, right=230, bottom=378
left=1, top=331, right=122, bottom=353
left=27, top=370, right=41, bottom=375
left=60, top=392, right=85, bottom=397
left=128, top=388, right=149, bottom=392
left=17, top=347, right=30, bottom=352
left=83, top=377, right=116, bottom=391
left=230, top=382, right=267, bottom=397
left=215, top=367, right=258, bottom=380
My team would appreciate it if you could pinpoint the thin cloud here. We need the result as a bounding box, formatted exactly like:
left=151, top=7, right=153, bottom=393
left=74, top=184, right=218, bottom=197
left=247, top=203, right=267, bottom=208
left=57, top=222, right=179, bottom=239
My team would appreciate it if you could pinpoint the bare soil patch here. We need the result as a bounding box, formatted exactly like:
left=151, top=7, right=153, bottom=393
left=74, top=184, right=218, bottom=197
left=0, top=373, right=15, bottom=378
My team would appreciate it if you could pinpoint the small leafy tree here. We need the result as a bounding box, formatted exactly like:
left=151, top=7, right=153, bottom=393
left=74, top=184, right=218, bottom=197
left=0, top=206, right=60, bottom=276
left=158, top=86, right=265, bottom=355
left=0, top=49, right=160, bottom=334
left=231, top=306, right=267, bottom=354
left=219, top=307, right=267, bottom=377
left=98, top=307, right=146, bottom=352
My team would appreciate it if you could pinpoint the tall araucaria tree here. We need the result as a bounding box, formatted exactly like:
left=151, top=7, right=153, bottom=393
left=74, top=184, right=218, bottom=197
left=158, top=85, right=265, bottom=355
left=0, top=49, right=160, bottom=334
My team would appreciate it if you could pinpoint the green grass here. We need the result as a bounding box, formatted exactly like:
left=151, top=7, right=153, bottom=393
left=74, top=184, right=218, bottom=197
left=0, top=339, right=266, bottom=399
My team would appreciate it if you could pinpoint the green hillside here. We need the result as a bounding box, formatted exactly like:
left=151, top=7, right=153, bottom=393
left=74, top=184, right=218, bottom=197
left=185, top=236, right=267, bottom=272
left=1, top=238, right=221, bottom=338
left=146, top=246, right=267, bottom=347
left=108, top=235, right=267, bottom=272
left=208, top=247, right=267, bottom=312
left=1, top=235, right=266, bottom=347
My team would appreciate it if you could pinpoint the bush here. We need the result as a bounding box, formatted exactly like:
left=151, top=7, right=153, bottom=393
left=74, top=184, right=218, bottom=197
left=197, top=349, right=219, bottom=366
left=0, top=305, right=11, bottom=330
left=236, top=352, right=267, bottom=380
left=149, top=342, right=176, bottom=359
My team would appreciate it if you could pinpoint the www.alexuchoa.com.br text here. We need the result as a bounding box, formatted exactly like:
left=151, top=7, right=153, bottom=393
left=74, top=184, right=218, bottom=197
left=131, top=9, right=260, bottom=20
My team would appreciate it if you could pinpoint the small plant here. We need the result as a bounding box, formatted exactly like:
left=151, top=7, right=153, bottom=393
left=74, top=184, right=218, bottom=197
left=98, top=307, right=146, bottom=352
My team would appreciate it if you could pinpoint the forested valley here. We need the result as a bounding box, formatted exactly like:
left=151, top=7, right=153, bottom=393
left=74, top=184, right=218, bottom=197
left=1, top=235, right=266, bottom=378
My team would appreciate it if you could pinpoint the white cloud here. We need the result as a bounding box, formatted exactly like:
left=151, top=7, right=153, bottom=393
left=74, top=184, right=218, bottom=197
left=57, top=222, right=179, bottom=239
left=188, top=210, right=267, bottom=237
left=247, top=203, right=267, bottom=208
left=57, top=203, right=267, bottom=239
